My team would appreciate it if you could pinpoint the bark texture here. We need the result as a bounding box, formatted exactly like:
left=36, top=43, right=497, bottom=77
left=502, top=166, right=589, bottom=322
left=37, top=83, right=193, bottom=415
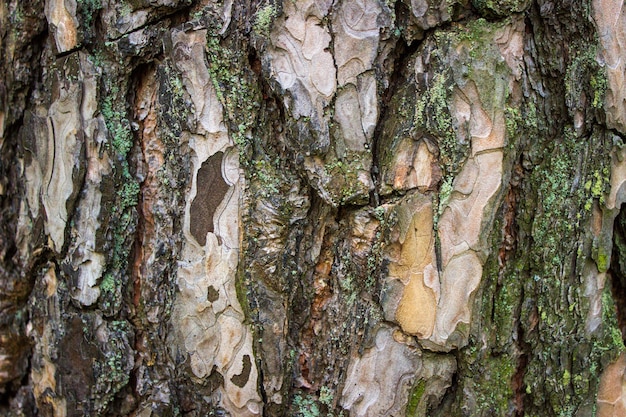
left=2, top=0, right=626, bottom=416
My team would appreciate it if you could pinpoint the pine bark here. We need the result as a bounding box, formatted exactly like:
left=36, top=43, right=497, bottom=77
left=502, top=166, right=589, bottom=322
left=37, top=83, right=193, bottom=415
left=1, top=1, right=626, bottom=416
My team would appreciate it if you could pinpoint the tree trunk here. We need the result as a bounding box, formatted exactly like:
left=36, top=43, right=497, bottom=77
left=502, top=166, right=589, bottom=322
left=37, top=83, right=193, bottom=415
left=2, top=0, right=626, bottom=416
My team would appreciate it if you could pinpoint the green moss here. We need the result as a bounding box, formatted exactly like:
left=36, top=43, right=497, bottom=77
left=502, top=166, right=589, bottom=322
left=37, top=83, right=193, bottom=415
left=456, top=17, right=493, bottom=45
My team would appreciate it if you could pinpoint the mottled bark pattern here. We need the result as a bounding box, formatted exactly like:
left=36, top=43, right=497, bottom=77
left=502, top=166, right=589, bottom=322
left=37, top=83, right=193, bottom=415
left=2, top=0, right=626, bottom=416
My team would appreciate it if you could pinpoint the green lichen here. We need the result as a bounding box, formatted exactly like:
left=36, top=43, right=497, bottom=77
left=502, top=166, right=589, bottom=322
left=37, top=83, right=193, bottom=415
left=457, top=341, right=517, bottom=417
left=438, top=177, right=453, bottom=214
left=595, top=245, right=611, bottom=273
left=77, top=0, right=102, bottom=29
left=366, top=213, right=387, bottom=292
left=101, top=86, right=133, bottom=158
left=9, top=4, right=24, bottom=24
left=530, top=127, right=588, bottom=274
left=93, top=320, right=132, bottom=414
left=322, top=151, right=369, bottom=206
left=205, top=34, right=260, bottom=165
left=99, top=80, right=141, bottom=315
left=493, top=272, right=522, bottom=346
left=293, top=394, right=321, bottom=417
left=477, top=357, right=516, bottom=412
left=601, top=289, right=625, bottom=353
left=254, top=3, right=278, bottom=36
left=119, top=180, right=140, bottom=209
left=505, top=106, right=522, bottom=140
left=418, top=19, right=509, bottom=178
left=472, top=0, right=531, bottom=16
left=565, top=43, right=607, bottom=114
left=583, top=168, right=609, bottom=211
left=339, top=253, right=358, bottom=306
left=406, top=379, right=426, bottom=416
left=319, top=386, right=333, bottom=407
left=251, top=158, right=281, bottom=197
left=414, top=72, right=459, bottom=176
left=591, top=71, right=608, bottom=109
left=562, top=369, right=571, bottom=387
left=518, top=124, right=619, bottom=415
left=119, top=2, right=132, bottom=17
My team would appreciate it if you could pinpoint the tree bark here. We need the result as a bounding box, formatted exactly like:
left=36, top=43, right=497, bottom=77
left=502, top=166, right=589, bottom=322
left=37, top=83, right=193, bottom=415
left=2, top=0, right=626, bottom=416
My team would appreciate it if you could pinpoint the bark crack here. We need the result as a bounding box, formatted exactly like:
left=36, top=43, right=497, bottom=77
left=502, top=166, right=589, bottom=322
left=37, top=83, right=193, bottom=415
left=107, top=5, right=193, bottom=42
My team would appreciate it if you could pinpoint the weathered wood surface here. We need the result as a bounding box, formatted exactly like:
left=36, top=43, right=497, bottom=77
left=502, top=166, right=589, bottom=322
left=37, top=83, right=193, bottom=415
left=2, top=0, right=626, bottom=416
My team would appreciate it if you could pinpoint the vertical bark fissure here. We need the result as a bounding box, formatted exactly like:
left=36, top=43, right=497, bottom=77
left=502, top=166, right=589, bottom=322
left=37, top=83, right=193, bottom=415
left=611, top=207, right=626, bottom=341
left=371, top=33, right=420, bottom=207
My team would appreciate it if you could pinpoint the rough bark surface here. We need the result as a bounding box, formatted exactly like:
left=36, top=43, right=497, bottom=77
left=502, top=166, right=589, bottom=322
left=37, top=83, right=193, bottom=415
left=2, top=0, right=626, bottom=416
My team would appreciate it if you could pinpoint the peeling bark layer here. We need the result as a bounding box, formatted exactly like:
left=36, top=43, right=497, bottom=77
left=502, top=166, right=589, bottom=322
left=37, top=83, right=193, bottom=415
left=2, top=0, right=626, bottom=416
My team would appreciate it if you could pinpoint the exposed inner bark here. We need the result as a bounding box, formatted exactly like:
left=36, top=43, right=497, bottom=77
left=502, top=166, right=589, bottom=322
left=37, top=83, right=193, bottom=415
left=190, top=151, right=230, bottom=246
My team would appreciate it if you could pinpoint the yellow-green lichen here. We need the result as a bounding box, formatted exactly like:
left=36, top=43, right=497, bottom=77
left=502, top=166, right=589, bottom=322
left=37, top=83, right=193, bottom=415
left=319, top=386, right=333, bottom=407
left=406, top=379, right=426, bottom=416
left=565, top=43, right=607, bottom=114
left=254, top=3, right=278, bottom=36
left=205, top=34, right=261, bottom=166
left=101, top=85, right=133, bottom=158
left=293, top=394, right=321, bottom=417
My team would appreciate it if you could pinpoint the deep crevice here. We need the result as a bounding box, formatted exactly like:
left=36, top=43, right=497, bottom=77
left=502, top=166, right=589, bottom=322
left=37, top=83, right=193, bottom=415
left=370, top=24, right=420, bottom=208
left=107, top=5, right=193, bottom=42
left=610, top=206, right=626, bottom=341
left=55, top=45, right=85, bottom=58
